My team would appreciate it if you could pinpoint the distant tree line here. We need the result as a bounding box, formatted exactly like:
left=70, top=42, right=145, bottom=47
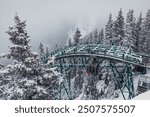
left=70, top=9, right=150, bottom=55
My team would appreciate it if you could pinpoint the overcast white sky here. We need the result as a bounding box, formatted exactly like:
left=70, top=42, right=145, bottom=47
left=0, top=0, right=150, bottom=54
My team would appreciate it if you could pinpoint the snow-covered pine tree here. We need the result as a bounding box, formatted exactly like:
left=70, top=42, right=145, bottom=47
left=73, top=28, right=81, bottom=46
left=94, top=29, right=98, bottom=43
left=6, top=15, right=31, bottom=62
left=105, top=14, right=113, bottom=45
left=98, top=29, right=104, bottom=44
left=68, top=38, right=72, bottom=47
left=122, top=10, right=136, bottom=50
left=112, top=9, right=125, bottom=45
left=54, top=44, right=59, bottom=52
left=135, top=12, right=143, bottom=53
left=141, top=10, right=150, bottom=54
left=38, top=42, right=45, bottom=63
left=89, top=33, right=93, bottom=44
left=101, top=29, right=104, bottom=44
left=84, top=75, right=99, bottom=100
left=98, top=31, right=101, bottom=43
left=45, top=47, right=49, bottom=62
left=0, top=14, right=61, bottom=100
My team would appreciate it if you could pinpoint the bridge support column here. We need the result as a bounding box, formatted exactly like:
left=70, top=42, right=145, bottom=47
left=126, top=65, right=134, bottom=99
left=110, top=62, right=134, bottom=100
left=59, top=59, right=63, bottom=73
left=59, top=82, right=72, bottom=100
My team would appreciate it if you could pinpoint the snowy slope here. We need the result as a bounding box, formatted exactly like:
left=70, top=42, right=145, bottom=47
left=133, top=90, right=150, bottom=100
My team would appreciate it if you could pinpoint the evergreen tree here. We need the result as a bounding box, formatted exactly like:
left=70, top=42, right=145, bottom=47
left=89, top=33, right=93, bottom=44
left=38, top=42, right=45, bottom=63
left=44, top=47, right=49, bottom=63
left=105, top=14, right=113, bottom=45
left=68, top=38, right=72, bottom=47
left=54, top=44, right=59, bottom=51
left=122, top=10, right=136, bottom=50
left=112, top=9, right=125, bottom=45
left=73, top=28, right=81, bottom=46
left=135, top=12, right=143, bottom=52
left=1, top=15, right=61, bottom=100
left=6, top=15, right=31, bottom=62
left=84, top=76, right=99, bottom=100
left=98, top=31, right=101, bottom=43
left=45, top=47, right=49, bottom=58
left=101, top=29, right=104, bottom=44
left=141, top=10, right=150, bottom=54
left=38, top=43, right=45, bottom=56
left=98, top=29, right=104, bottom=44
left=94, top=29, right=98, bottom=43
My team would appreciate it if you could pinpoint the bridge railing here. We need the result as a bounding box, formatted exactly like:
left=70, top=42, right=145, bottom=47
left=52, top=44, right=142, bottom=65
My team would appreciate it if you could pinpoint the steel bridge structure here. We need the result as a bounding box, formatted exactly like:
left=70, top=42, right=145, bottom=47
left=50, top=44, right=150, bottom=100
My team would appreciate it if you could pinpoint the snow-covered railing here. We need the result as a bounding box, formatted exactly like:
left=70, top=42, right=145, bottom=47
left=51, top=44, right=145, bottom=66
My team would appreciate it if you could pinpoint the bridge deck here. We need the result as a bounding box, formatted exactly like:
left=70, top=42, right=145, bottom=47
left=51, top=44, right=150, bottom=68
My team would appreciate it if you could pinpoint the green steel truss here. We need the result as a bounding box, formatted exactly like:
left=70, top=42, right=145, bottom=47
left=49, top=44, right=150, bottom=100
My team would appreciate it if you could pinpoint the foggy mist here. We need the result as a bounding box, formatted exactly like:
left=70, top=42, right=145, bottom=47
left=0, top=0, right=149, bottom=54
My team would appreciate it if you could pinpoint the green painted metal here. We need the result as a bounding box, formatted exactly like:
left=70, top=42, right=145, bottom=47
left=57, top=57, right=135, bottom=100
left=59, top=82, right=72, bottom=100
left=49, top=44, right=150, bottom=100
left=53, top=44, right=143, bottom=65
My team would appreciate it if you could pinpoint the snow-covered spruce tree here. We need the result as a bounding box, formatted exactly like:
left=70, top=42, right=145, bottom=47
left=112, top=9, right=125, bottom=45
left=135, top=12, right=143, bottom=53
left=7, top=15, right=31, bottom=62
left=1, top=15, right=61, bottom=100
left=73, top=68, right=84, bottom=98
left=89, top=33, right=93, bottom=44
left=94, top=29, right=98, bottom=43
left=98, top=29, right=104, bottom=44
left=73, top=28, right=81, bottom=46
left=122, top=10, right=136, bottom=50
left=45, top=47, right=49, bottom=63
left=84, top=76, right=99, bottom=100
left=38, top=42, right=45, bottom=63
left=68, top=38, right=72, bottom=47
left=105, top=14, right=113, bottom=45
left=141, top=10, right=150, bottom=55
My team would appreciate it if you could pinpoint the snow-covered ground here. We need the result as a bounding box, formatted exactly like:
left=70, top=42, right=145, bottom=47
left=133, top=90, right=150, bottom=100
left=132, top=70, right=150, bottom=100
left=114, top=70, right=150, bottom=100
